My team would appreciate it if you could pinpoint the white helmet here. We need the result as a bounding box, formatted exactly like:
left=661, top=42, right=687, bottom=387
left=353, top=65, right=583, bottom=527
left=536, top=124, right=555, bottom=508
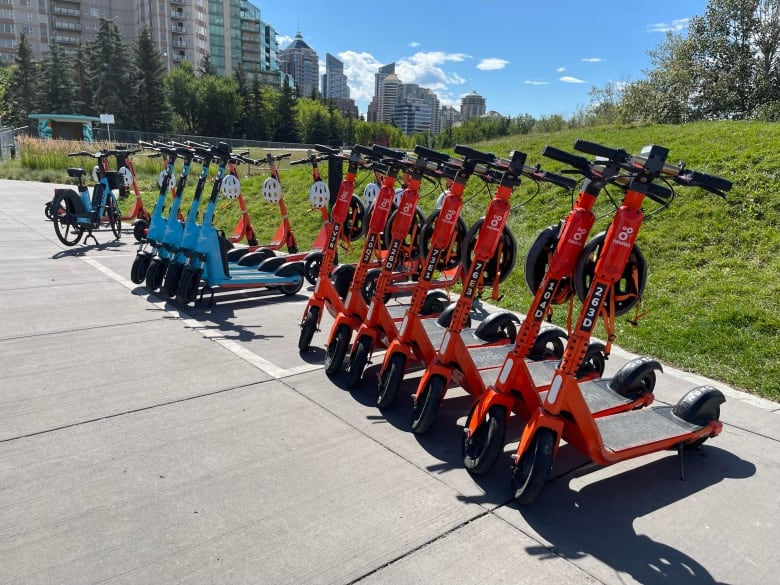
left=362, top=182, right=380, bottom=207
left=92, top=165, right=100, bottom=183
left=394, top=187, right=405, bottom=207
left=435, top=191, right=447, bottom=209
left=262, top=176, right=283, bottom=203
left=118, top=166, right=134, bottom=187
left=158, top=170, right=176, bottom=189
left=221, top=174, right=241, bottom=199
left=308, top=181, right=330, bottom=208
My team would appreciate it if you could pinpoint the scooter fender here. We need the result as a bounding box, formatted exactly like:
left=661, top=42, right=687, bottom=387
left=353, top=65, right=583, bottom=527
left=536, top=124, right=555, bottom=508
left=381, top=339, right=416, bottom=372
left=414, top=362, right=452, bottom=401
left=327, top=312, right=361, bottom=347
left=609, top=355, right=663, bottom=400
left=466, top=389, right=515, bottom=436
left=514, top=409, right=565, bottom=463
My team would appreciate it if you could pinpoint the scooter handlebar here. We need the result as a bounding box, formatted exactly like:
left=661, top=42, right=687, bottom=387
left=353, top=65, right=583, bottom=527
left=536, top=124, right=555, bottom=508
left=454, top=144, right=497, bottom=165
left=542, top=145, right=590, bottom=171
left=413, top=144, right=451, bottom=164
left=574, top=139, right=631, bottom=163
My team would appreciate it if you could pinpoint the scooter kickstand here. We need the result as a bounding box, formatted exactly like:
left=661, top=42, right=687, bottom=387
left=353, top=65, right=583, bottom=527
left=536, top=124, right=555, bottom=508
left=677, top=444, right=686, bottom=481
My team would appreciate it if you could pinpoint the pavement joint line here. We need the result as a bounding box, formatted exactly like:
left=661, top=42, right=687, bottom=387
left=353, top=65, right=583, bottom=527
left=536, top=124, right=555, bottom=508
left=78, top=255, right=322, bottom=380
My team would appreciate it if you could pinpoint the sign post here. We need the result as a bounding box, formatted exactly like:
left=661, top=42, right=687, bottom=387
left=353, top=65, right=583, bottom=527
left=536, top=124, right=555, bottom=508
left=100, top=113, right=115, bottom=143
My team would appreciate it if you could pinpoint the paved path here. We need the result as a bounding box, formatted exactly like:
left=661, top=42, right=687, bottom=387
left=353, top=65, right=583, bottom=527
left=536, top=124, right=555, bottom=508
left=1, top=179, right=778, bottom=585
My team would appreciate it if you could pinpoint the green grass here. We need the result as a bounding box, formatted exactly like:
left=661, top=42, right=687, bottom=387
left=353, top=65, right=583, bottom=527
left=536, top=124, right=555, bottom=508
left=4, top=122, right=778, bottom=401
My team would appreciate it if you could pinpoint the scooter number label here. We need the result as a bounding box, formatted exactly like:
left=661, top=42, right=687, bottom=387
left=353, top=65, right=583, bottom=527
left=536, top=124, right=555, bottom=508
left=580, top=282, right=607, bottom=332
left=533, top=279, right=558, bottom=322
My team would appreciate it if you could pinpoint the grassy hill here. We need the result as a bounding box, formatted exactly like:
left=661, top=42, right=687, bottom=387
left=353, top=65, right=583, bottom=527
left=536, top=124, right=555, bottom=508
left=5, top=121, right=778, bottom=401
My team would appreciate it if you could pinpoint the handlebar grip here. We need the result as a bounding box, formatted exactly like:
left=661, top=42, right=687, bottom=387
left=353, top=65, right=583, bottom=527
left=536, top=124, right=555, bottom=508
left=454, top=144, right=496, bottom=164
left=351, top=144, right=375, bottom=157
left=542, top=145, right=590, bottom=170
left=314, top=144, right=340, bottom=155
left=684, top=170, right=733, bottom=194
left=574, top=139, right=629, bottom=163
left=413, top=144, right=450, bottom=163
left=372, top=144, right=404, bottom=160
left=275, top=153, right=292, bottom=160
left=289, top=158, right=308, bottom=166
left=541, top=171, right=577, bottom=191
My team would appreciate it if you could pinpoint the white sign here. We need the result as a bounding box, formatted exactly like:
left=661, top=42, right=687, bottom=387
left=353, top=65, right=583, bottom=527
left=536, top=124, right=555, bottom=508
left=100, top=114, right=115, bottom=124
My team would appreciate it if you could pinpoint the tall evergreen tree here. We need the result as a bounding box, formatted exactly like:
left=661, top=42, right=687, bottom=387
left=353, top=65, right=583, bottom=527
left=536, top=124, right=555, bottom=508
left=89, top=18, right=132, bottom=127
left=4, top=33, right=40, bottom=128
left=274, top=77, right=300, bottom=142
left=197, top=74, right=242, bottom=137
left=38, top=42, right=75, bottom=114
left=132, top=26, right=169, bottom=133
left=232, top=64, right=251, bottom=138
left=198, top=53, right=218, bottom=76
left=71, top=43, right=94, bottom=116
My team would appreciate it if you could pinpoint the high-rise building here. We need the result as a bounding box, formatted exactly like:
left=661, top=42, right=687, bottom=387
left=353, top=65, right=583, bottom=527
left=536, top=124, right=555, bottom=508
left=393, top=83, right=440, bottom=135
left=322, top=53, right=349, bottom=100
left=460, top=91, right=486, bottom=121
left=0, top=0, right=278, bottom=82
left=277, top=31, right=319, bottom=98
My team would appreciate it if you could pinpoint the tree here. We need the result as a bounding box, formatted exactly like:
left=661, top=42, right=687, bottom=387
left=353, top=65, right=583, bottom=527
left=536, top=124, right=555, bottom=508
left=274, top=77, right=300, bottom=142
left=132, top=26, right=170, bottom=133
left=197, top=74, right=242, bottom=137
left=166, top=61, right=200, bottom=133
left=71, top=43, right=94, bottom=115
left=38, top=43, right=75, bottom=114
left=4, top=33, right=40, bottom=128
left=89, top=18, right=133, bottom=127
left=198, top=53, right=218, bottom=76
left=232, top=64, right=251, bottom=138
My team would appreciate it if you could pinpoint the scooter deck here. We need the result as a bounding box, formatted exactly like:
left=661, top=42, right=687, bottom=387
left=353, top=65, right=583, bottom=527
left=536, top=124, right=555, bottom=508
left=596, top=406, right=699, bottom=452
left=420, top=318, right=490, bottom=349
left=468, top=344, right=513, bottom=368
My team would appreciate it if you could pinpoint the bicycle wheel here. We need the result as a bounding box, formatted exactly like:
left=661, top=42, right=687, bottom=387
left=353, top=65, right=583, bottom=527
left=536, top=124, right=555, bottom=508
left=108, top=197, right=122, bottom=240
left=54, top=216, right=83, bottom=246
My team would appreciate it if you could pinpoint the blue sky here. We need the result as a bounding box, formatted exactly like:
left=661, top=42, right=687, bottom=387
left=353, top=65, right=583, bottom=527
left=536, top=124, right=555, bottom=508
left=257, top=0, right=709, bottom=119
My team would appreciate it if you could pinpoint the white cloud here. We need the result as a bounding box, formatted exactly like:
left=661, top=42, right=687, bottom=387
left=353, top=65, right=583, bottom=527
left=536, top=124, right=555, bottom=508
left=556, top=66, right=566, bottom=72
left=477, top=58, right=510, bottom=71
left=524, top=80, right=549, bottom=86
left=276, top=34, right=293, bottom=48
left=409, top=41, right=420, bottom=48
left=581, top=57, right=605, bottom=63
left=396, top=51, right=470, bottom=92
left=647, top=18, right=690, bottom=33
left=560, top=76, right=586, bottom=84
left=337, top=50, right=385, bottom=102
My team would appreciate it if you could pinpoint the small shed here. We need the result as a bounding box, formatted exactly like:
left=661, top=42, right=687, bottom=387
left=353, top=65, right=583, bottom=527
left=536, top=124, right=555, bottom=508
left=27, top=113, right=101, bottom=142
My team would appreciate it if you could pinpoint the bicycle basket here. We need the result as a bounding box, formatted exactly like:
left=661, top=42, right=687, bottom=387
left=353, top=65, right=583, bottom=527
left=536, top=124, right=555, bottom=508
left=105, top=171, right=123, bottom=190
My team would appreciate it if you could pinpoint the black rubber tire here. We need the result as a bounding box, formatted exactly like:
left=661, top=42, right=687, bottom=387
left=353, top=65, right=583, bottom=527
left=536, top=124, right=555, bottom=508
left=277, top=263, right=304, bottom=295
left=382, top=208, right=426, bottom=263
left=226, top=247, right=250, bottom=262
left=462, top=404, right=507, bottom=475
left=133, top=219, right=148, bottom=242
left=304, top=252, right=324, bottom=284
left=524, top=225, right=574, bottom=304
left=474, top=312, right=520, bottom=343
left=529, top=329, right=567, bottom=360
left=361, top=268, right=391, bottom=304
left=325, top=324, right=350, bottom=376
left=343, top=196, right=366, bottom=242
left=574, top=232, right=647, bottom=317
left=511, top=427, right=556, bottom=505
left=130, top=252, right=152, bottom=284
left=54, top=216, right=84, bottom=246
left=298, top=305, right=320, bottom=352
left=108, top=198, right=122, bottom=239
left=163, top=262, right=183, bottom=298
left=332, top=264, right=355, bottom=299
left=411, top=374, right=445, bottom=435
left=238, top=247, right=275, bottom=267
left=461, top=218, right=517, bottom=286
left=145, top=257, right=167, bottom=291
left=418, top=210, right=468, bottom=271
left=609, top=357, right=662, bottom=400
left=347, top=335, right=371, bottom=388
left=577, top=342, right=607, bottom=378
left=176, top=268, right=200, bottom=305
left=672, top=385, right=725, bottom=447
left=44, top=200, right=54, bottom=220
left=377, top=352, right=406, bottom=409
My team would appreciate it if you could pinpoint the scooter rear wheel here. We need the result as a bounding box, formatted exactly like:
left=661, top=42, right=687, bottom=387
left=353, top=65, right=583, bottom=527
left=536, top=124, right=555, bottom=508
left=133, top=219, right=148, bottom=242
left=298, top=305, right=320, bottom=352
left=347, top=335, right=371, bottom=388
left=304, top=252, right=324, bottom=284
left=54, top=216, right=84, bottom=246
left=377, top=352, right=406, bottom=409
left=462, top=403, right=507, bottom=475
left=130, top=253, right=152, bottom=284
left=411, top=374, right=445, bottom=435
left=325, top=324, right=350, bottom=377
left=511, top=428, right=556, bottom=505
left=108, top=199, right=122, bottom=239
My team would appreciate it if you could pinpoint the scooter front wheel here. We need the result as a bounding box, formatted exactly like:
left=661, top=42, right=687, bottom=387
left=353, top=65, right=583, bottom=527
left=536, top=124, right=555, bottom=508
left=511, top=427, right=556, bottom=505
left=133, top=219, right=148, bottom=242
left=176, top=268, right=201, bottom=305
left=462, top=404, right=507, bottom=475
left=304, top=252, right=324, bottom=285
left=325, top=324, right=350, bottom=377
left=145, top=257, right=167, bottom=291
left=163, top=262, right=183, bottom=298
left=130, top=252, right=152, bottom=284
left=377, top=352, right=406, bottom=409
left=411, top=375, right=446, bottom=435
left=108, top=200, right=122, bottom=239
left=298, top=305, right=320, bottom=352
left=347, top=335, right=371, bottom=388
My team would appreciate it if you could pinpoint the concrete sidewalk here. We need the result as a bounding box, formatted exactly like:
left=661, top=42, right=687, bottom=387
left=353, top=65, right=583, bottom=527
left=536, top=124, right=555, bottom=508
left=0, top=179, right=777, bottom=585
